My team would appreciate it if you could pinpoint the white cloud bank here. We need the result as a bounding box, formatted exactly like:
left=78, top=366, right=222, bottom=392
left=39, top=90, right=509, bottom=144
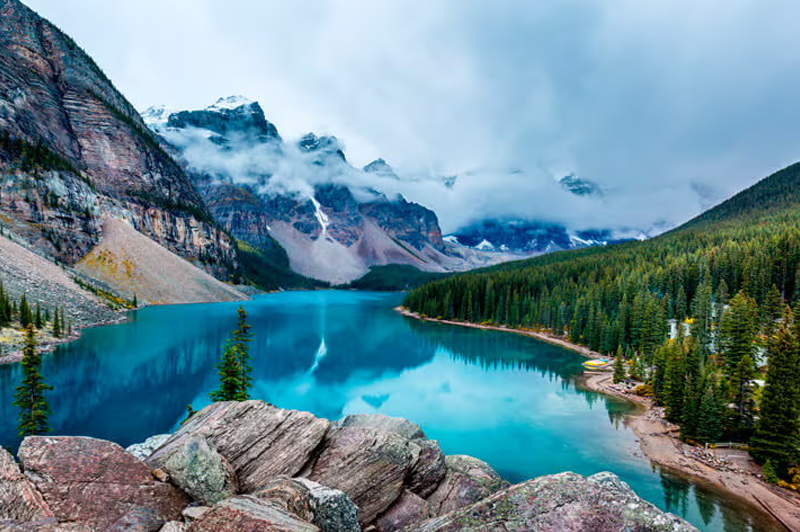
left=25, top=0, right=800, bottom=233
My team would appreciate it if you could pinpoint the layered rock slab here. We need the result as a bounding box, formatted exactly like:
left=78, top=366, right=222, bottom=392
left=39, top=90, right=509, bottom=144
left=404, top=471, right=697, bottom=532
left=17, top=437, right=189, bottom=530
left=147, top=402, right=329, bottom=493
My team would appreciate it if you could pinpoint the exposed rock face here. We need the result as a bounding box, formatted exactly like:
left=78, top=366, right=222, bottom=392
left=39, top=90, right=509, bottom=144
left=0, top=448, right=53, bottom=521
left=307, top=425, right=416, bottom=525
left=17, top=436, right=189, bottom=530
left=147, top=436, right=238, bottom=506
left=147, top=402, right=329, bottom=493
left=187, top=496, right=318, bottom=532
left=425, top=455, right=508, bottom=516
left=404, top=471, right=696, bottom=532
left=0, top=0, right=236, bottom=279
left=143, top=98, right=486, bottom=285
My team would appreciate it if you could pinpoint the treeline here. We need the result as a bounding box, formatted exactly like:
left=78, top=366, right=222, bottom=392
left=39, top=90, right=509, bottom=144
left=405, top=162, right=800, bottom=486
left=0, top=281, right=72, bottom=338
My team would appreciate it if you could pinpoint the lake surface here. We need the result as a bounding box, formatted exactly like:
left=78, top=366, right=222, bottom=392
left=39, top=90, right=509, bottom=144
left=0, top=291, right=781, bottom=531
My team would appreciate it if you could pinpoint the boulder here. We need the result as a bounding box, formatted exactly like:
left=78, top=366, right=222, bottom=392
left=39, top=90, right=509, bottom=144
left=0, top=448, right=53, bottom=521
left=147, top=436, right=237, bottom=505
left=18, top=437, right=189, bottom=530
left=127, top=435, right=172, bottom=461
left=404, top=472, right=698, bottom=532
left=335, top=415, right=425, bottom=440
left=376, top=491, right=431, bottom=532
left=294, top=479, right=360, bottom=532
left=405, top=440, right=446, bottom=499
left=187, top=496, right=318, bottom=532
left=252, top=477, right=360, bottom=532
left=307, top=426, right=416, bottom=525
left=149, top=401, right=329, bottom=492
left=425, top=455, right=508, bottom=516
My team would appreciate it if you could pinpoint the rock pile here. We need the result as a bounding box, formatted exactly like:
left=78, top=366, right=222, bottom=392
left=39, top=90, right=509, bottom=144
left=0, top=401, right=698, bottom=531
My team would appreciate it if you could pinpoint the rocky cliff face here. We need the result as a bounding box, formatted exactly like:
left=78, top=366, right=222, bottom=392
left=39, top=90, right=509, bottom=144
left=0, top=402, right=698, bottom=532
left=0, top=0, right=237, bottom=279
left=145, top=98, right=495, bottom=284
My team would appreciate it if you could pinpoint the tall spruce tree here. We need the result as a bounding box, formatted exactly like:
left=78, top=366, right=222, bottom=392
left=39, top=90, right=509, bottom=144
left=14, top=325, right=52, bottom=437
left=750, top=316, right=800, bottom=475
left=211, top=306, right=254, bottom=402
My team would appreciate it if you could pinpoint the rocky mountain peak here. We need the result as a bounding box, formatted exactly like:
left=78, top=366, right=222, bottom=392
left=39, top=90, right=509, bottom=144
left=298, top=133, right=346, bottom=163
left=559, top=173, right=603, bottom=197
left=363, top=158, right=399, bottom=179
left=164, top=97, right=281, bottom=143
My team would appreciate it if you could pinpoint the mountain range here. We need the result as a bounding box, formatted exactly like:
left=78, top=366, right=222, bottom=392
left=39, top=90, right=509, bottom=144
left=143, top=97, right=523, bottom=285
left=0, top=0, right=651, bottom=317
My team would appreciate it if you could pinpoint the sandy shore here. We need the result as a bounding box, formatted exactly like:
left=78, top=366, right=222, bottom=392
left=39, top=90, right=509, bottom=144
left=398, top=307, right=800, bottom=531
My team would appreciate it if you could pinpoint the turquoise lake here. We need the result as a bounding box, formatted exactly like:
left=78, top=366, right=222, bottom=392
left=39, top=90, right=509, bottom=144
left=0, top=291, right=782, bottom=532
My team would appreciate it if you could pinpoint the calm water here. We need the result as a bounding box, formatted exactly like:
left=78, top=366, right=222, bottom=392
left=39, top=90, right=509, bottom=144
left=0, top=291, right=781, bottom=532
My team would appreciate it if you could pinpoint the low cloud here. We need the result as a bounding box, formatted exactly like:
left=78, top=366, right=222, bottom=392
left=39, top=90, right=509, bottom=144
left=27, top=0, right=800, bottom=233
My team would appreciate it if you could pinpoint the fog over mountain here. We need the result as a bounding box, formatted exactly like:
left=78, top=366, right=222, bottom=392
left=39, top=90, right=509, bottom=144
left=24, top=0, right=800, bottom=234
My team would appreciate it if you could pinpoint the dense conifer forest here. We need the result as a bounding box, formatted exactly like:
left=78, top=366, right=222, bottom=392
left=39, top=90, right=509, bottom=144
left=405, top=161, right=800, bottom=486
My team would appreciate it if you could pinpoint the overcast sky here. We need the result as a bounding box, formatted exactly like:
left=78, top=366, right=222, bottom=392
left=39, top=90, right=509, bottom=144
left=24, top=0, right=800, bottom=233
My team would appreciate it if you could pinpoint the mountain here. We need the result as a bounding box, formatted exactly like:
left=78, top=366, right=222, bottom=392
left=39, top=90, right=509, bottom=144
left=144, top=98, right=510, bottom=285
left=558, top=174, right=603, bottom=197
left=446, top=220, right=631, bottom=255
left=0, top=0, right=237, bottom=282
left=405, top=158, right=800, bottom=343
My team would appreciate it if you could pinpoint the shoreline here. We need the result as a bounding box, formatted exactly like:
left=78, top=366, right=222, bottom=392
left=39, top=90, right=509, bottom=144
left=397, top=307, right=800, bottom=531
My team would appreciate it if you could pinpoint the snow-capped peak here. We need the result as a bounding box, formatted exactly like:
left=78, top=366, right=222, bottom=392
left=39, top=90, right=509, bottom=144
left=208, top=95, right=255, bottom=111
left=141, top=105, right=174, bottom=127
left=475, top=239, right=495, bottom=251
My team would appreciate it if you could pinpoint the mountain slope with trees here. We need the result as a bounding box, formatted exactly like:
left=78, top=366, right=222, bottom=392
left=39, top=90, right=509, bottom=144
left=405, top=160, right=800, bottom=483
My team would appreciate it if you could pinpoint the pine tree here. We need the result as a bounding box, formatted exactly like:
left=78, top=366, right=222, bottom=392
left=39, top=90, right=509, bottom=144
left=19, top=293, right=31, bottom=327
left=14, top=325, right=52, bottom=437
left=663, top=341, right=686, bottom=423
left=211, top=306, right=254, bottom=402
left=34, top=303, right=42, bottom=329
left=613, top=346, right=626, bottom=384
left=52, top=308, right=61, bottom=338
left=696, top=375, right=725, bottom=443
left=750, top=319, right=800, bottom=474
left=132, top=293, right=138, bottom=308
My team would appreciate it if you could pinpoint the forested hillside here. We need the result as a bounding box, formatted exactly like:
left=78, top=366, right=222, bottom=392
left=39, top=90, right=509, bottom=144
left=405, top=160, right=800, bottom=485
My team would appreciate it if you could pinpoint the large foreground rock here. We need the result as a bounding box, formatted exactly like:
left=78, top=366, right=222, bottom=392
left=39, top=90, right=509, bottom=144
left=147, top=436, right=237, bottom=505
left=307, top=426, right=416, bottom=525
left=148, top=401, right=329, bottom=493
left=253, top=477, right=359, bottom=532
left=0, top=449, right=53, bottom=521
left=187, top=496, right=318, bottom=532
left=404, top=471, right=697, bottom=532
left=376, top=491, right=431, bottom=532
left=18, top=437, right=189, bottom=530
left=425, top=455, right=508, bottom=516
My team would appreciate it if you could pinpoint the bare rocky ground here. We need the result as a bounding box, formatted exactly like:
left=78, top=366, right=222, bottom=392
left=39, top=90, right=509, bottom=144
left=0, top=401, right=697, bottom=532
left=75, top=218, right=247, bottom=305
left=0, top=232, right=121, bottom=359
